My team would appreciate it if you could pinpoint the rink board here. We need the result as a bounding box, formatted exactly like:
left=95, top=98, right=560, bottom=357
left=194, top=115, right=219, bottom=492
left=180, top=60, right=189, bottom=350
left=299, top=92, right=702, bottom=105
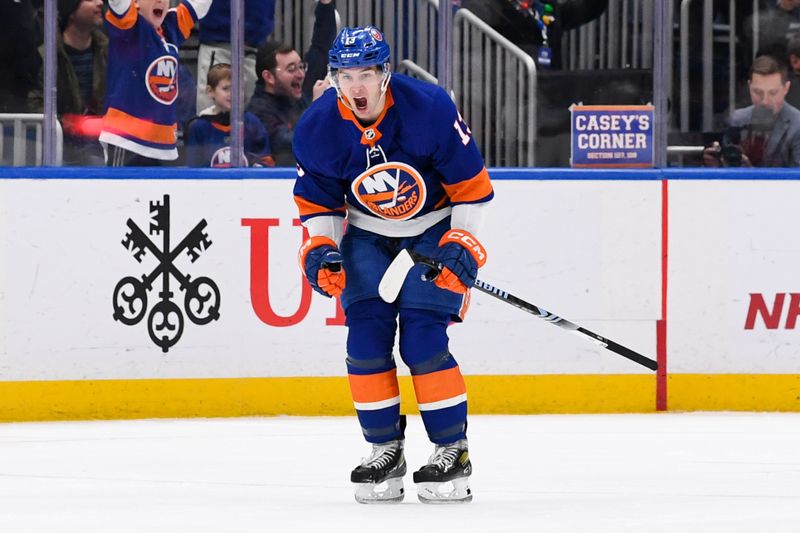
left=1, top=373, right=797, bottom=422
left=0, top=168, right=799, bottom=419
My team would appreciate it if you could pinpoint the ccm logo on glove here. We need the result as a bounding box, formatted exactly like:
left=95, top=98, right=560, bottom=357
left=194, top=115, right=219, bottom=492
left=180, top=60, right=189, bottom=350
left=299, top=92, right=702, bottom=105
left=439, top=230, right=487, bottom=267
left=433, top=229, right=487, bottom=294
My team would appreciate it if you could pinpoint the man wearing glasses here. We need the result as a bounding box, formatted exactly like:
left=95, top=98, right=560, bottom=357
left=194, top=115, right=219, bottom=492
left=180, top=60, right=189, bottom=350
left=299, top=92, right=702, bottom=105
left=247, top=0, right=335, bottom=166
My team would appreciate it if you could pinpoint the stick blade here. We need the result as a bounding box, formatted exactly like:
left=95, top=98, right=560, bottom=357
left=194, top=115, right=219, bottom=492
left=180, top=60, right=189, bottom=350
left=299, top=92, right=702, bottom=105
left=378, top=249, right=415, bottom=303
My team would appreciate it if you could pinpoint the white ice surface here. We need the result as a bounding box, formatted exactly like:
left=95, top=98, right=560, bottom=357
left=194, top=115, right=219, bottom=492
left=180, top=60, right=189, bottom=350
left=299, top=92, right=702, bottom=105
left=0, top=413, right=798, bottom=532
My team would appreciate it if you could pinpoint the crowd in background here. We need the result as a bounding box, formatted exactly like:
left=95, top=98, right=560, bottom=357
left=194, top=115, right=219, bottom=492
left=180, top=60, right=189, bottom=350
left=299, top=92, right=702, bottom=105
left=0, top=0, right=334, bottom=167
left=3, top=0, right=800, bottom=167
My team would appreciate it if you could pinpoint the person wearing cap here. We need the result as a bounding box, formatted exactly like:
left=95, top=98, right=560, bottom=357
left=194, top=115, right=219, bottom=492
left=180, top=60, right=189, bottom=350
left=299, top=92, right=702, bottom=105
left=28, top=0, right=108, bottom=165
left=292, top=26, right=493, bottom=505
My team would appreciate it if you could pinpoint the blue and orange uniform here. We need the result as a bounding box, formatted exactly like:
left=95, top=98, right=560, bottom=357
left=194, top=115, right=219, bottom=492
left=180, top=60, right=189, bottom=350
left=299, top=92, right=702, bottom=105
left=293, top=71, right=493, bottom=447
left=184, top=108, right=274, bottom=167
left=101, top=0, right=211, bottom=161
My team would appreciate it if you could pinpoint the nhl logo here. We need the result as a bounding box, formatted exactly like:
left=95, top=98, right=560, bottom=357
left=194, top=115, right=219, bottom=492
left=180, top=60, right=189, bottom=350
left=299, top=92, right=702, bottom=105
left=364, top=129, right=376, bottom=140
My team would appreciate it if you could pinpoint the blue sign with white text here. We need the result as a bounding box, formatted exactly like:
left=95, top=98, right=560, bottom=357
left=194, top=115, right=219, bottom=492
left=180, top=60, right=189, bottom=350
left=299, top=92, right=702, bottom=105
left=570, top=105, right=654, bottom=168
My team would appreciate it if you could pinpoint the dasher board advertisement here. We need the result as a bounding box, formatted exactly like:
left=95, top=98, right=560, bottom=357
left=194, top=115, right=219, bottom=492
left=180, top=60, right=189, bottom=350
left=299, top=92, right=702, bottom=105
left=0, top=179, right=659, bottom=381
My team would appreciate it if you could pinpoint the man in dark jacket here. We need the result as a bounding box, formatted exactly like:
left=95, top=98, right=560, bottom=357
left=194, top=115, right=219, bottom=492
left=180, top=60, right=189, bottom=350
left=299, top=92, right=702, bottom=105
left=29, top=0, right=108, bottom=165
left=703, top=55, right=800, bottom=167
left=246, top=0, right=336, bottom=166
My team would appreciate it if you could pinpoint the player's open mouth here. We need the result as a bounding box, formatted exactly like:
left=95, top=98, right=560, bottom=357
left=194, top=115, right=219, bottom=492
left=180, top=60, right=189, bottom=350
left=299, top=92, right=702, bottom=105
left=154, top=8, right=164, bottom=17
left=354, top=97, right=368, bottom=112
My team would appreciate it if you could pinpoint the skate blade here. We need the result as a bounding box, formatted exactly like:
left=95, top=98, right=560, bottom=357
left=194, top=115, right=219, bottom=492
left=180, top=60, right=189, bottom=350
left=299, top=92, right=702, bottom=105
left=416, top=478, right=472, bottom=504
left=354, top=477, right=405, bottom=504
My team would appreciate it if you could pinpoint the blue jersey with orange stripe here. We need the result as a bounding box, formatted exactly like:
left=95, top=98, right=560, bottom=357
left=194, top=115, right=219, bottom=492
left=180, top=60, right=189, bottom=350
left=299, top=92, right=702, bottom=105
left=292, top=74, right=493, bottom=238
left=101, top=0, right=207, bottom=160
left=185, top=109, right=274, bottom=167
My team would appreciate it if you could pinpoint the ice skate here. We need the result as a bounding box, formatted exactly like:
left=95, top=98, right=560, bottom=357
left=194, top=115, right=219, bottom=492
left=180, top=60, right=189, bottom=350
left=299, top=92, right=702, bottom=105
left=413, top=439, right=472, bottom=504
left=351, top=439, right=406, bottom=504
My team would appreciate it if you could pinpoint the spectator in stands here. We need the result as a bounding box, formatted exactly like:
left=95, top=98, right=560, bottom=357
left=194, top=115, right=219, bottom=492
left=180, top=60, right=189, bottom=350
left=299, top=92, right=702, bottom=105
left=28, top=0, right=107, bottom=166
left=0, top=0, right=41, bottom=113
left=785, top=34, right=800, bottom=109
left=185, top=63, right=274, bottom=167
left=741, top=1, right=800, bottom=60
left=100, top=0, right=212, bottom=167
left=196, top=0, right=276, bottom=112
left=246, top=0, right=336, bottom=166
left=459, top=0, right=608, bottom=69
left=703, top=55, right=800, bottom=167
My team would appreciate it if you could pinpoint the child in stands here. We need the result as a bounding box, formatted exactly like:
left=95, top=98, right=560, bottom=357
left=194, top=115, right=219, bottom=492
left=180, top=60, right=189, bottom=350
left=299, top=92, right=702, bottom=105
left=100, top=0, right=212, bottom=166
left=185, top=63, right=274, bottom=167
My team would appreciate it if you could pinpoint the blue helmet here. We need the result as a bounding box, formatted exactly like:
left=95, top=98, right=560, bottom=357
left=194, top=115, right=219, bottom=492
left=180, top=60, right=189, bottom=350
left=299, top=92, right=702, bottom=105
left=328, top=26, right=391, bottom=70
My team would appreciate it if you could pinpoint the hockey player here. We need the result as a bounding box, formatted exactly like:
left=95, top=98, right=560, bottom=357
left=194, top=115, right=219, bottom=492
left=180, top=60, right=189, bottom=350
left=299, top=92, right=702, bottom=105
left=100, top=0, right=212, bottom=166
left=293, top=26, right=493, bottom=504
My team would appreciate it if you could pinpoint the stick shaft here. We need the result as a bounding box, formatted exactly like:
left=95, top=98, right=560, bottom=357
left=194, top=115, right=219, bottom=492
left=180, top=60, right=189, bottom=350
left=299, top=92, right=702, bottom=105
left=410, top=251, right=658, bottom=371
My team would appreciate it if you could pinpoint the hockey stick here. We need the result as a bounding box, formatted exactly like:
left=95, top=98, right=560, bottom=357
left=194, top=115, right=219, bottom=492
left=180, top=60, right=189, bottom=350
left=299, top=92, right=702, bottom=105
left=378, top=249, right=658, bottom=371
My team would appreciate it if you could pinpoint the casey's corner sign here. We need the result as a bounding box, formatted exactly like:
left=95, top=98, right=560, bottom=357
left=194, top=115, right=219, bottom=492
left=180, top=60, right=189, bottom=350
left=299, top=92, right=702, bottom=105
left=570, top=105, right=654, bottom=168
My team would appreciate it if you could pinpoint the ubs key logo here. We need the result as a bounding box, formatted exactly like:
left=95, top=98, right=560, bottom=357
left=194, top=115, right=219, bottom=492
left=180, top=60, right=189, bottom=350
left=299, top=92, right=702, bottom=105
left=112, top=195, right=220, bottom=352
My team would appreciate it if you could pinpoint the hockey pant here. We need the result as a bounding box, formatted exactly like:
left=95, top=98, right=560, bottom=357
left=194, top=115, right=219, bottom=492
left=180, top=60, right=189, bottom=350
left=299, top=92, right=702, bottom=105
left=345, top=298, right=468, bottom=445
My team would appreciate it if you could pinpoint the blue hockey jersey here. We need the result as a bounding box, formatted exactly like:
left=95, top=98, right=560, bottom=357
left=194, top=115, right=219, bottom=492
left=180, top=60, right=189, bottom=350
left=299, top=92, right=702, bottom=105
left=185, top=109, right=274, bottom=167
left=292, top=74, right=493, bottom=238
left=101, top=0, right=207, bottom=160
left=198, top=0, right=276, bottom=48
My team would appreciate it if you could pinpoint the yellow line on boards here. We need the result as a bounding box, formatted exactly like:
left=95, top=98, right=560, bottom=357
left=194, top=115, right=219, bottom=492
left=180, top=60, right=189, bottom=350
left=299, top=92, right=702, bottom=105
left=0, top=374, right=796, bottom=422
left=668, top=374, right=800, bottom=411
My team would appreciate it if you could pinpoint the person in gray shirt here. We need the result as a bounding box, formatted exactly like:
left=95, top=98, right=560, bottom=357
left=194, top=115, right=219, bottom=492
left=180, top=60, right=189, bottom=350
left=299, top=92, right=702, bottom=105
left=704, top=55, right=800, bottom=167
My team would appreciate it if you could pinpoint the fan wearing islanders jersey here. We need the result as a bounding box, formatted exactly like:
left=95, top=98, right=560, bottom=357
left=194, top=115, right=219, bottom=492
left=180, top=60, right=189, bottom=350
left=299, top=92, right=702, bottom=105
left=185, top=63, right=274, bottom=167
left=293, top=27, right=493, bottom=505
left=101, top=0, right=212, bottom=165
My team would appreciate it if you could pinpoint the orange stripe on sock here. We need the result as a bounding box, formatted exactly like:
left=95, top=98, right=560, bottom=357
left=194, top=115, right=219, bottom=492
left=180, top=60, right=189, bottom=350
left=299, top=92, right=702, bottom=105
left=348, top=369, right=400, bottom=404
left=412, top=366, right=467, bottom=405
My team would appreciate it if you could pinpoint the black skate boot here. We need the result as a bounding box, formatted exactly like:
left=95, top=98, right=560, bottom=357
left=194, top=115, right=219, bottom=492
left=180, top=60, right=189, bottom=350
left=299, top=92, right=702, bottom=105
left=413, top=439, right=472, bottom=503
left=351, top=438, right=406, bottom=504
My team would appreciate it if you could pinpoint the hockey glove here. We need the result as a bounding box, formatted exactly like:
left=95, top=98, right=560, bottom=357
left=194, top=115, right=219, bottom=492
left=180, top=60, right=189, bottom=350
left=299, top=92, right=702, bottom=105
left=298, top=236, right=346, bottom=298
left=433, top=229, right=487, bottom=294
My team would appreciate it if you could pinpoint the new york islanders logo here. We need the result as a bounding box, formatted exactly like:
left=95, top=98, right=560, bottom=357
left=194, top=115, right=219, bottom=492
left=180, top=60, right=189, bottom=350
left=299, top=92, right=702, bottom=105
left=146, top=56, right=179, bottom=105
left=210, top=147, right=248, bottom=168
left=351, top=162, right=426, bottom=220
